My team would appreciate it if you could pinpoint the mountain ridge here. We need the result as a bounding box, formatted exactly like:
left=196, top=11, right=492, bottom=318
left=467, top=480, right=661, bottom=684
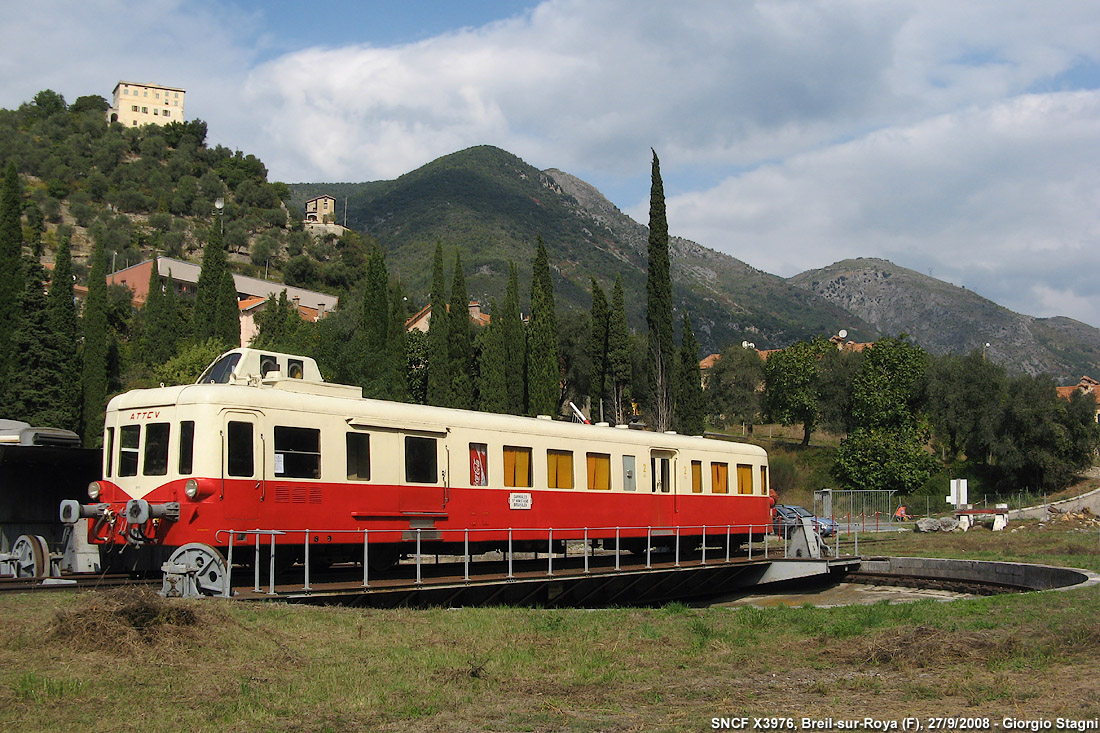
left=288, top=145, right=1100, bottom=382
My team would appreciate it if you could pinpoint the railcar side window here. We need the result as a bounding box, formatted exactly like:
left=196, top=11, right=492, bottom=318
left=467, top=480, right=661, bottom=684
left=105, top=427, right=114, bottom=478
left=547, top=450, right=574, bottom=489
left=346, top=432, right=370, bottom=481
left=691, top=460, right=703, bottom=493
left=405, top=436, right=438, bottom=484
left=275, top=427, right=321, bottom=479
left=622, top=455, right=636, bottom=491
left=503, top=446, right=532, bottom=488
left=711, top=462, right=729, bottom=494
left=143, top=423, right=170, bottom=476
left=737, top=463, right=754, bottom=495
left=470, top=443, right=489, bottom=486
left=586, top=453, right=611, bottom=490
left=178, top=421, right=195, bottom=475
left=119, top=425, right=140, bottom=477
left=226, top=421, right=254, bottom=477
left=760, top=465, right=768, bottom=496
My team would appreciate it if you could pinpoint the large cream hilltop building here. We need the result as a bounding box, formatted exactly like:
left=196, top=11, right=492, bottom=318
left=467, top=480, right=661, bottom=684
left=106, top=81, right=185, bottom=127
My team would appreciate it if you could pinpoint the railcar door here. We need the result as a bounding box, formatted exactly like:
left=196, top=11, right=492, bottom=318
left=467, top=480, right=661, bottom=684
left=398, top=430, right=447, bottom=513
left=221, top=411, right=264, bottom=521
left=649, top=449, right=675, bottom=529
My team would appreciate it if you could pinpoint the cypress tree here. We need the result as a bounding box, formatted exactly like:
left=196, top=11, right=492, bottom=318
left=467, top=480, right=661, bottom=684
left=588, top=278, right=609, bottom=422
left=140, top=254, right=174, bottom=365
left=501, top=261, right=525, bottom=415
left=447, top=251, right=473, bottom=409
left=608, top=274, right=632, bottom=425
left=478, top=299, right=508, bottom=413
left=527, top=237, right=559, bottom=416
left=388, top=279, right=408, bottom=401
left=362, top=249, right=389, bottom=348
left=0, top=162, right=24, bottom=400
left=645, top=149, right=675, bottom=431
left=215, top=269, right=240, bottom=347
left=47, top=230, right=81, bottom=431
left=674, top=312, right=705, bottom=435
left=82, top=237, right=110, bottom=446
left=193, top=221, right=238, bottom=347
left=9, top=262, right=68, bottom=427
left=425, top=241, right=452, bottom=407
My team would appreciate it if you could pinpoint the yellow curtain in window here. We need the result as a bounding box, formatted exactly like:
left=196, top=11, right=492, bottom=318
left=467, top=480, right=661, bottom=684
left=711, top=463, right=728, bottom=494
left=737, top=464, right=754, bottom=495
left=691, top=461, right=702, bottom=493
left=587, top=453, right=610, bottom=490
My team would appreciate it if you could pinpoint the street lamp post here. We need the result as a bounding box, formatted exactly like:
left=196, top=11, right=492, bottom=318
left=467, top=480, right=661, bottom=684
left=214, top=197, right=224, bottom=234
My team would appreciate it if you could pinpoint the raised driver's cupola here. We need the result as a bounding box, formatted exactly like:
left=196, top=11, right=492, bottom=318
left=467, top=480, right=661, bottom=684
left=196, top=348, right=324, bottom=384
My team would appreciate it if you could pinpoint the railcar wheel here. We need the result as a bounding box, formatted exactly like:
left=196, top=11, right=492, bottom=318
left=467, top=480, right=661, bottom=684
left=11, top=535, right=50, bottom=579
left=167, top=543, right=229, bottom=596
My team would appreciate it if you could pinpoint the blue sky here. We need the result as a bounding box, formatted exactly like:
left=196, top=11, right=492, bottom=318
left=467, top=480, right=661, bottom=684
left=4, top=1, right=1100, bottom=331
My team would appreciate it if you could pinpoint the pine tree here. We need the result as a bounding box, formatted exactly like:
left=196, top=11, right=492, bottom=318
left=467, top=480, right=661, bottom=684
left=447, top=251, right=473, bottom=409
left=588, top=278, right=609, bottom=422
left=674, top=312, right=705, bottom=435
left=82, top=237, right=110, bottom=446
left=527, top=237, right=559, bottom=416
left=501, top=261, right=526, bottom=414
left=0, top=162, right=24, bottom=402
left=478, top=299, right=508, bottom=413
left=425, top=241, right=452, bottom=407
left=608, top=274, right=632, bottom=425
left=646, top=149, right=674, bottom=431
left=47, top=230, right=81, bottom=431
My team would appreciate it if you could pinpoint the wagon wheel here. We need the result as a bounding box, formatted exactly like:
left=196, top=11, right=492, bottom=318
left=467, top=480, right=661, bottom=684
left=11, top=535, right=50, bottom=579
left=167, top=543, right=230, bottom=596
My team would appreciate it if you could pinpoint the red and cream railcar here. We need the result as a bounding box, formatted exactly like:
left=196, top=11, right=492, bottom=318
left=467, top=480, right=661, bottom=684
left=63, top=349, right=772, bottom=573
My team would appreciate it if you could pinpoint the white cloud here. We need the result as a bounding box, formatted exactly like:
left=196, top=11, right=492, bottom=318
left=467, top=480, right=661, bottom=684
left=659, top=91, right=1100, bottom=323
left=4, top=0, right=1100, bottom=326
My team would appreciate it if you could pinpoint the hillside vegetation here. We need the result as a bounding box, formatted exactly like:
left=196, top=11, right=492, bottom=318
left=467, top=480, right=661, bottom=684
left=289, top=145, right=874, bottom=353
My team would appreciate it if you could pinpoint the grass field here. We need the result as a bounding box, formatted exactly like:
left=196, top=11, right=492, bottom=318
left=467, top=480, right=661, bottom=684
left=2, top=523, right=1099, bottom=732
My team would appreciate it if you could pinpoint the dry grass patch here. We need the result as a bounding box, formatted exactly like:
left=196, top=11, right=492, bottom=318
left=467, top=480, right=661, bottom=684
left=47, top=586, right=233, bottom=654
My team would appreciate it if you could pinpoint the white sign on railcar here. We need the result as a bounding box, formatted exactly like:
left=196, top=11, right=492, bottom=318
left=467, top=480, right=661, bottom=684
left=509, top=492, right=532, bottom=510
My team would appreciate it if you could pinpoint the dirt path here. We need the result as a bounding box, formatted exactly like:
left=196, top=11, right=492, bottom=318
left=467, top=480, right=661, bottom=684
left=1010, top=466, right=1100, bottom=519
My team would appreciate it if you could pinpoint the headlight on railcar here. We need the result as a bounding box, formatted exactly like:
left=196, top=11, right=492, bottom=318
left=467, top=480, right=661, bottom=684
left=185, top=479, right=199, bottom=499
left=88, top=481, right=101, bottom=500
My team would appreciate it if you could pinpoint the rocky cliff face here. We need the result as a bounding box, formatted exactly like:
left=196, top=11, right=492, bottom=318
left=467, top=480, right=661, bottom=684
left=788, top=258, right=1100, bottom=381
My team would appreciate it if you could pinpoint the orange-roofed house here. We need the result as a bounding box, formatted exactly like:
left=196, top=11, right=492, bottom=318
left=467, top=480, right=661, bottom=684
left=1057, top=376, right=1100, bottom=424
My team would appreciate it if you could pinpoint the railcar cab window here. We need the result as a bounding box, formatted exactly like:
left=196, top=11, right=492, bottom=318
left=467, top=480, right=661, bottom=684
left=274, top=427, right=321, bottom=479
left=143, top=423, right=170, bottom=476
left=198, top=352, right=241, bottom=384
left=405, top=436, right=438, bottom=484
left=119, top=425, right=140, bottom=476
